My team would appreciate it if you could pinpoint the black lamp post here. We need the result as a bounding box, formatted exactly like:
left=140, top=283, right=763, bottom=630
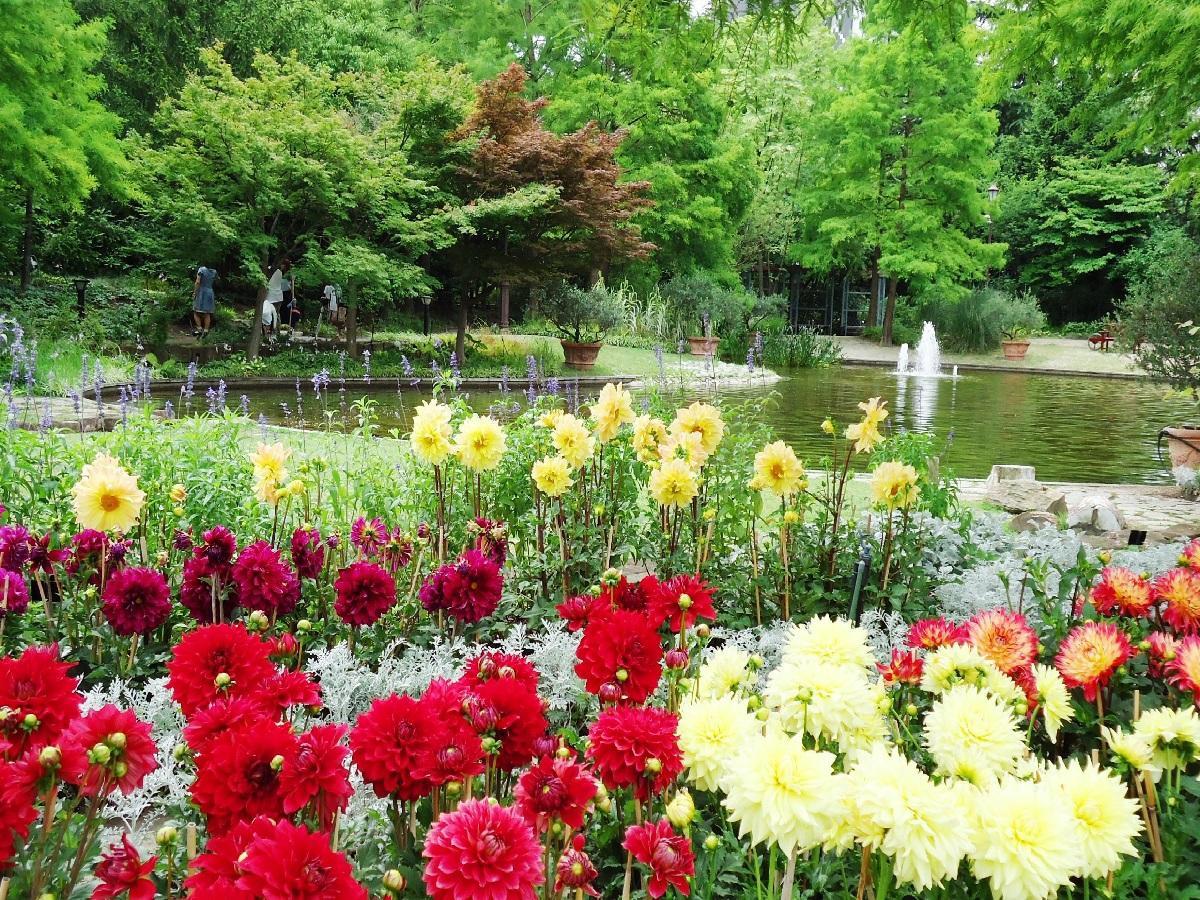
left=72, top=278, right=90, bottom=315
left=422, top=296, right=432, bottom=337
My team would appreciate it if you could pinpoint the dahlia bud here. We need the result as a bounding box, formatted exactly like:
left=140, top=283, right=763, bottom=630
left=877, top=695, right=893, bottom=714
left=594, top=503, right=606, bottom=518
left=746, top=695, right=762, bottom=711
left=172, top=743, right=189, bottom=762
left=783, top=510, right=800, bottom=525
left=644, top=757, right=663, bottom=774
left=601, top=567, right=622, bottom=587
left=156, top=551, right=170, bottom=568
left=551, top=821, right=564, bottom=837
left=533, top=736, right=557, bottom=758
left=478, top=657, right=498, bottom=679
left=214, top=672, right=232, bottom=689
left=112, top=761, right=128, bottom=779
left=1014, top=702, right=1028, bottom=717
left=481, top=736, right=501, bottom=755
left=1138, top=640, right=1151, bottom=651
left=677, top=593, right=693, bottom=611
left=665, top=649, right=689, bottom=670
left=555, top=746, right=572, bottom=760
left=382, top=870, right=408, bottom=894
left=1165, top=649, right=1178, bottom=661
left=614, top=668, right=630, bottom=683
left=666, top=790, right=695, bottom=829
left=796, top=688, right=813, bottom=705
left=694, top=624, right=711, bottom=640
left=170, top=484, right=187, bottom=504
left=156, top=825, right=178, bottom=846
left=755, top=708, right=769, bottom=722
left=904, top=703, right=919, bottom=717
left=497, top=665, right=516, bottom=679
left=22, top=712, right=38, bottom=730
left=748, top=654, right=765, bottom=671
left=1097, top=550, right=1112, bottom=564
left=89, top=743, right=112, bottom=765
left=702, top=507, right=716, bottom=522
left=270, top=754, right=285, bottom=771
left=1117, top=665, right=1129, bottom=677
left=107, top=732, right=127, bottom=750
left=297, top=619, right=313, bottom=632
left=38, top=746, right=61, bottom=769
left=704, top=834, right=720, bottom=850
left=173, top=506, right=185, bottom=518
left=247, top=610, right=269, bottom=632
left=1167, top=796, right=1178, bottom=808
left=821, top=418, right=835, bottom=435
left=597, top=682, right=621, bottom=705
left=445, top=781, right=462, bottom=798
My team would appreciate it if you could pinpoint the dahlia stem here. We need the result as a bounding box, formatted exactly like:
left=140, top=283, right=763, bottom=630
left=750, top=521, right=762, bottom=627
left=125, top=632, right=139, bottom=674
left=780, top=848, right=797, bottom=899
left=620, top=848, right=633, bottom=900
left=854, top=847, right=871, bottom=900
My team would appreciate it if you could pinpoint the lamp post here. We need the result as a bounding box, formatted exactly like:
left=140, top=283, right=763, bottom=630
left=986, top=182, right=999, bottom=243
left=72, top=278, right=90, bottom=316
left=421, top=296, right=432, bottom=337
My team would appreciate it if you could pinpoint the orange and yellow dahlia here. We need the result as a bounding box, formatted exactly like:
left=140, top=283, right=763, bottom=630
left=968, top=609, right=1039, bottom=675
left=1155, top=567, right=1200, bottom=632
left=1180, top=537, right=1200, bottom=570
left=1055, top=622, right=1132, bottom=702
left=1167, top=635, right=1200, bottom=705
left=1090, top=567, right=1154, bottom=618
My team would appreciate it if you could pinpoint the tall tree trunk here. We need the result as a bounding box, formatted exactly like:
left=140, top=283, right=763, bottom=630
left=866, top=248, right=881, bottom=329
left=246, top=284, right=267, bottom=360
left=20, top=188, right=35, bottom=294
left=882, top=276, right=898, bottom=347
left=756, top=255, right=765, bottom=298
left=882, top=117, right=912, bottom=347
left=455, top=292, right=471, bottom=362
left=499, top=281, right=510, bottom=329
left=345, top=295, right=358, bottom=358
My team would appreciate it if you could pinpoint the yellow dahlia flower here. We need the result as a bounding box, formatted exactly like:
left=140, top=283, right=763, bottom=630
left=71, top=452, right=145, bottom=533
left=870, top=460, right=920, bottom=510
left=678, top=696, right=756, bottom=792
left=670, top=401, right=725, bottom=455
left=538, top=407, right=565, bottom=429
left=696, top=646, right=755, bottom=698
left=410, top=400, right=454, bottom=466
left=845, top=419, right=884, bottom=454
left=454, top=414, right=506, bottom=472
left=658, top=430, right=709, bottom=469
left=631, top=415, right=668, bottom=463
left=752, top=441, right=807, bottom=497
left=783, top=615, right=876, bottom=670
left=1133, top=705, right=1200, bottom=772
left=764, top=657, right=887, bottom=750
left=720, top=729, right=842, bottom=855
left=1031, top=664, right=1073, bottom=741
left=531, top=456, right=573, bottom=498
left=920, top=643, right=1001, bottom=695
left=923, top=685, right=1025, bottom=784
left=169, top=483, right=187, bottom=504
left=968, top=777, right=1083, bottom=900
left=649, top=458, right=699, bottom=507
left=551, top=413, right=595, bottom=469
left=250, top=442, right=291, bottom=483
left=858, top=396, right=889, bottom=427
left=1100, top=727, right=1158, bottom=777
left=1043, top=760, right=1142, bottom=879
left=588, top=382, right=635, bottom=442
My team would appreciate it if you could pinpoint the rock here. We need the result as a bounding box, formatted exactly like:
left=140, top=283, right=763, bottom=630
left=1010, top=511, right=1060, bottom=532
left=986, top=465, right=1037, bottom=486
left=985, top=481, right=1067, bottom=514
left=1047, top=496, right=1069, bottom=519
left=1081, top=531, right=1133, bottom=550
left=1067, top=494, right=1127, bottom=532
left=1146, top=524, right=1200, bottom=543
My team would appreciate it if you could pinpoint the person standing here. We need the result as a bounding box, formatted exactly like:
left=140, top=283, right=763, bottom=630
left=192, top=265, right=217, bottom=338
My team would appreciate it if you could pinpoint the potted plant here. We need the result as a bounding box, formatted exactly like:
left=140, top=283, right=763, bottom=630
left=1118, top=226, right=1200, bottom=491
left=688, top=313, right=720, bottom=356
left=1000, top=326, right=1031, bottom=360
left=536, top=280, right=623, bottom=370
left=660, top=273, right=752, bottom=359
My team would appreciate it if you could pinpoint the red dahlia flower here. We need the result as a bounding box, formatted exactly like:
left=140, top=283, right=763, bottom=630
left=231, top=540, right=300, bottom=618
left=101, top=566, right=171, bottom=636
left=0, top=569, right=29, bottom=618
left=463, top=651, right=540, bottom=690
left=907, top=617, right=969, bottom=650
left=350, top=693, right=436, bottom=800
left=166, top=623, right=275, bottom=717
left=333, top=561, right=397, bottom=627
left=93, top=833, right=156, bottom=900
left=0, top=644, right=81, bottom=755
left=1147, top=631, right=1180, bottom=677
left=603, top=573, right=657, bottom=614
left=422, top=799, right=544, bottom=900
left=1155, top=567, right=1200, bottom=632
left=1055, top=621, right=1133, bottom=701
left=556, top=594, right=598, bottom=631
left=648, top=574, right=716, bottom=632
left=877, top=649, right=924, bottom=685
left=26, top=533, right=68, bottom=575
left=464, top=676, right=548, bottom=771
left=624, top=819, right=695, bottom=898
left=1167, top=635, right=1200, bottom=705
left=280, top=724, right=353, bottom=831
left=555, top=835, right=600, bottom=896
left=381, top=526, right=414, bottom=573
left=574, top=609, right=663, bottom=703
left=179, top=555, right=239, bottom=624
left=445, top=550, right=504, bottom=624
left=197, top=525, right=238, bottom=567
left=185, top=815, right=276, bottom=898
left=514, top=752, right=598, bottom=832
left=586, top=705, right=681, bottom=801
left=237, top=819, right=367, bottom=900
left=967, top=609, right=1039, bottom=675
left=62, top=704, right=158, bottom=796
left=290, top=526, right=326, bottom=580
left=183, top=695, right=272, bottom=756
left=415, top=712, right=485, bottom=788
left=254, top=669, right=322, bottom=715
left=191, top=720, right=298, bottom=834
left=1090, top=566, right=1155, bottom=617
left=0, top=757, right=38, bottom=869
left=1181, top=537, right=1200, bottom=570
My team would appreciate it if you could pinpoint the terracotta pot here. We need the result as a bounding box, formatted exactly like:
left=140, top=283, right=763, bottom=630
left=688, top=336, right=720, bottom=357
left=1162, top=426, right=1200, bottom=471
left=560, top=340, right=603, bottom=370
left=1001, top=339, right=1030, bottom=360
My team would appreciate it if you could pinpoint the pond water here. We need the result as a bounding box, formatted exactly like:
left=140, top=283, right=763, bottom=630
left=186, top=365, right=1192, bottom=485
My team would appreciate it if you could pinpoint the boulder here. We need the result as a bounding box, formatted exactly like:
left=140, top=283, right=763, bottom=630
left=986, top=464, right=1037, bottom=486
left=1010, top=511, right=1060, bottom=532
left=985, top=480, right=1067, bottom=514
left=1067, top=494, right=1127, bottom=532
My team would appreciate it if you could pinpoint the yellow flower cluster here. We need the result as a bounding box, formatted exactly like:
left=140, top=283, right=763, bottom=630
left=250, top=442, right=294, bottom=505
left=845, top=396, right=888, bottom=453
left=870, top=460, right=920, bottom=510
left=531, top=456, right=573, bottom=498
left=410, top=400, right=454, bottom=466
left=588, top=382, right=635, bottom=443
left=71, top=452, right=145, bottom=533
left=551, top=414, right=595, bottom=469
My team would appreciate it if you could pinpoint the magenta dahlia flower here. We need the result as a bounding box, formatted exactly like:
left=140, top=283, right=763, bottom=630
left=231, top=540, right=300, bottom=617
left=102, top=566, right=171, bottom=635
left=422, top=799, right=544, bottom=900
left=333, top=561, right=396, bottom=627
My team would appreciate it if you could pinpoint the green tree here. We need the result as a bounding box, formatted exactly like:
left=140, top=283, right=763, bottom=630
left=1, top=0, right=123, bottom=291
left=797, top=16, right=1001, bottom=344
left=132, top=49, right=450, bottom=357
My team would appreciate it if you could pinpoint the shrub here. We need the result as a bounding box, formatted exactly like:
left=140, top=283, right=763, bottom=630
left=658, top=272, right=751, bottom=338
left=915, top=288, right=1046, bottom=352
left=532, top=280, right=624, bottom=344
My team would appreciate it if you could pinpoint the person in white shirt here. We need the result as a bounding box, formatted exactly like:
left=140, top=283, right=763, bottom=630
left=322, top=284, right=345, bottom=327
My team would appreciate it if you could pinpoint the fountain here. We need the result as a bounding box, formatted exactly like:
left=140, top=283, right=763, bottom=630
left=896, top=343, right=910, bottom=374
left=895, top=322, right=948, bottom=377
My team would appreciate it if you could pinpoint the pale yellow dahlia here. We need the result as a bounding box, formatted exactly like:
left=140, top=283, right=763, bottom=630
left=696, top=647, right=755, bottom=699
left=1101, top=727, right=1157, bottom=776
left=537, top=407, right=565, bottom=429
left=454, top=414, right=506, bottom=472
left=1043, top=760, right=1142, bottom=879
left=250, top=441, right=291, bottom=482
left=531, top=456, right=573, bottom=498
left=845, top=419, right=884, bottom=454
left=764, top=657, right=887, bottom=751
left=71, top=452, right=145, bottom=533
left=923, top=685, right=1025, bottom=784
left=720, top=729, right=842, bottom=855
left=1031, top=664, right=1073, bottom=742
left=410, top=400, right=454, bottom=466
left=920, top=643, right=1002, bottom=695
left=858, top=396, right=889, bottom=428
left=551, top=413, right=595, bottom=469
left=648, top=458, right=699, bottom=507
left=658, top=429, right=709, bottom=469
left=678, top=695, right=757, bottom=792
left=782, top=615, right=875, bottom=670
left=752, top=441, right=807, bottom=497
left=968, top=777, right=1084, bottom=900
left=1133, top=705, right=1200, bottom=772
left=870, top=460, right=920, bottom=510
left=670, top=401, right=725, bottom=455
left=631, top=415, right=668, bottom=463
left=588, top=382, right=635, bottom=442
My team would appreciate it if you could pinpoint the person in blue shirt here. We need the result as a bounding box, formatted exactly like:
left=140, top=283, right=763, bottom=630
left=192, top=265, right=217, bottom=338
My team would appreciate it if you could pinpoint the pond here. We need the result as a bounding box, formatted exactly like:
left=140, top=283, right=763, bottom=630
left=183, top=365, right=1192, bottom=485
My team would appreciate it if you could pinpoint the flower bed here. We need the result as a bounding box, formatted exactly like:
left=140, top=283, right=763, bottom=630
left=0, top=384, right=1195, bottom=898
